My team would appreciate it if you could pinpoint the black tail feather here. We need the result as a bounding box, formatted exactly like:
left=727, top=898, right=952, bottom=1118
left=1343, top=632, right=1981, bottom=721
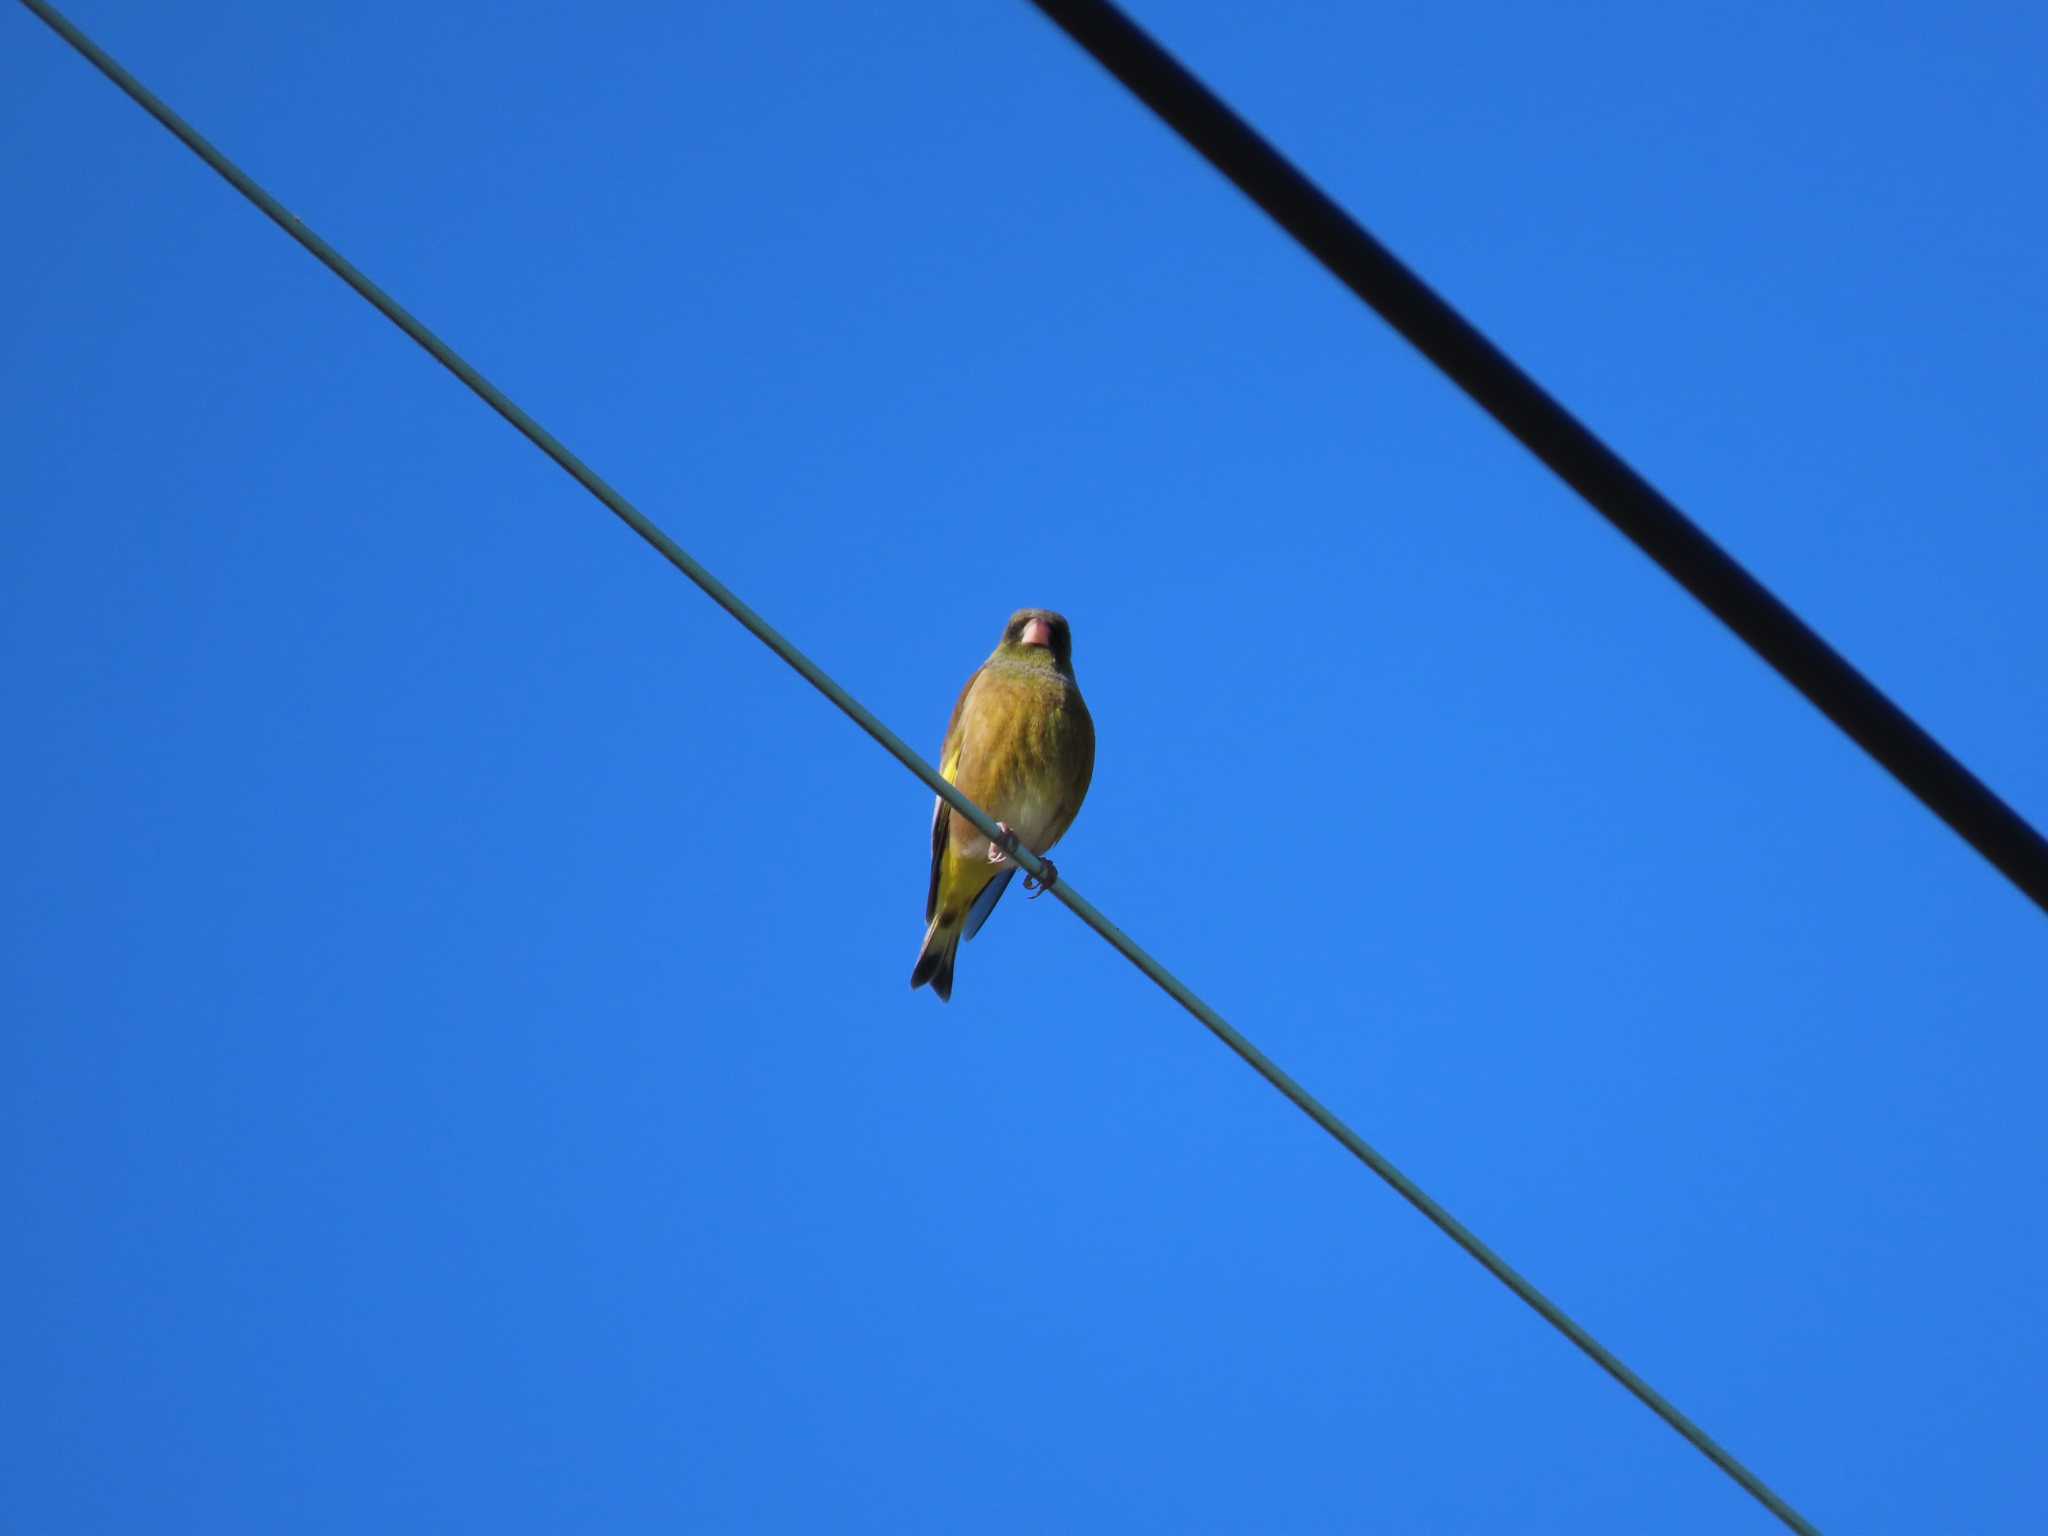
left=910, top=926, right=956, bottom=1002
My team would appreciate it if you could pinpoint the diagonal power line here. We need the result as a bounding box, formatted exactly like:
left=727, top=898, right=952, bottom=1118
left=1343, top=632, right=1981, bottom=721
left=1026, top=0, right=2048, bottom=922
left=19, top=1, right=1817, bottom=1530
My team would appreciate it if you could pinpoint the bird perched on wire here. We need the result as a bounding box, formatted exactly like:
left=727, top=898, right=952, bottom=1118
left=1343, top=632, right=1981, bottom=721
left=911, top=609, right=1096, bottom=1002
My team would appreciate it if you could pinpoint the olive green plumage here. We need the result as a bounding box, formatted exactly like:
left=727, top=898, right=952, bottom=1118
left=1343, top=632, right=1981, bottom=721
left=911, top=609, right=1095, bottom=1002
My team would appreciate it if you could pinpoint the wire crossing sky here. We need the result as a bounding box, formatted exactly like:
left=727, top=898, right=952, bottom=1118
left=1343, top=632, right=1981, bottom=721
left=16, top=1, right=2048, bottom=1532
left=40, top=0, right=2048, bottom=1530
left=9, top=0, right=1841, bottom=1528
left=1026, top=0, right=2048, bottom=923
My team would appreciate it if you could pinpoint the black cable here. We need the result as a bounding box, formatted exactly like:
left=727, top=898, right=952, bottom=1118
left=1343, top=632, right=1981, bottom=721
left=1026, top=0, right=2048, bottom=920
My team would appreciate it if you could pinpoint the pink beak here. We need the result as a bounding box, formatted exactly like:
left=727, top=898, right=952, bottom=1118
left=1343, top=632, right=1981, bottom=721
left=1020, top=616, right=1055, bottom=648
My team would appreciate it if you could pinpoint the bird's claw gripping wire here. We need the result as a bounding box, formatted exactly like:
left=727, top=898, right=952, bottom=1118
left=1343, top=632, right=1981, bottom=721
left=988, top=823, right=1019, bottom=865
left=988, top=822, right=1056, bottom=894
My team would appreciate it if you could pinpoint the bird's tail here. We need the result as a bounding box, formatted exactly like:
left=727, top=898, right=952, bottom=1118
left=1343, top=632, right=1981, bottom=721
left=910, top=916, right=961, bottom=1002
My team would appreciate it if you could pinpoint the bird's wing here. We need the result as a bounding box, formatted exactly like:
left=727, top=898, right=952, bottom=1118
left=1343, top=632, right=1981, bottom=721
left=926, top=665, right=987, bottom=923
left=961, top=866, right=1015, bottom=942
left=925, top=798, right=950, bottom=925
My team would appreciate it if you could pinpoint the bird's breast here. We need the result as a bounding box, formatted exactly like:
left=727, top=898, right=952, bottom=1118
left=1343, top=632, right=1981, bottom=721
left=948, top=665, right=1090, bottom=857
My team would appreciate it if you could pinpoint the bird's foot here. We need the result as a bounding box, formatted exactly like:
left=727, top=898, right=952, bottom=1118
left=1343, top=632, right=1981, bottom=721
left=1024, top=858, right=1058, bottom=897
left=988, top=823, right=1018, bottom=865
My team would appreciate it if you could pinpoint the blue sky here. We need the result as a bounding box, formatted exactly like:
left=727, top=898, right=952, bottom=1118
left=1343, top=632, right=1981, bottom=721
left=6, top=1, right=2045, bottom=1530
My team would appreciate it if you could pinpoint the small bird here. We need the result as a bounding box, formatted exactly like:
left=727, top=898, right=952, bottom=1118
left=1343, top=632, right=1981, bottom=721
left=911, top=609, right=1096, bottom=1002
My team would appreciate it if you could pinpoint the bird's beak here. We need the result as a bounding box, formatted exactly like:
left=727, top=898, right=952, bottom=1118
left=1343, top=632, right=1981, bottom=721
left=1020, top=616, right=1055, bottom=649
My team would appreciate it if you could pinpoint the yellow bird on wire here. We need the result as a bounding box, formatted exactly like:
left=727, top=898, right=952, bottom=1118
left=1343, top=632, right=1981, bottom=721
left=911, top=609, right=1096, bottom=1002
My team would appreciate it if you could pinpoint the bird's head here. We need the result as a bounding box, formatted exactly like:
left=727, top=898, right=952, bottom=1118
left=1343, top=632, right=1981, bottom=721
left=995, top=608, right=1075, bottom=674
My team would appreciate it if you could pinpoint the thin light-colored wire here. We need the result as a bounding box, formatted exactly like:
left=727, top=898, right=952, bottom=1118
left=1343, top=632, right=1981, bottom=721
left=17, top=2, right=1816, bottom=1530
